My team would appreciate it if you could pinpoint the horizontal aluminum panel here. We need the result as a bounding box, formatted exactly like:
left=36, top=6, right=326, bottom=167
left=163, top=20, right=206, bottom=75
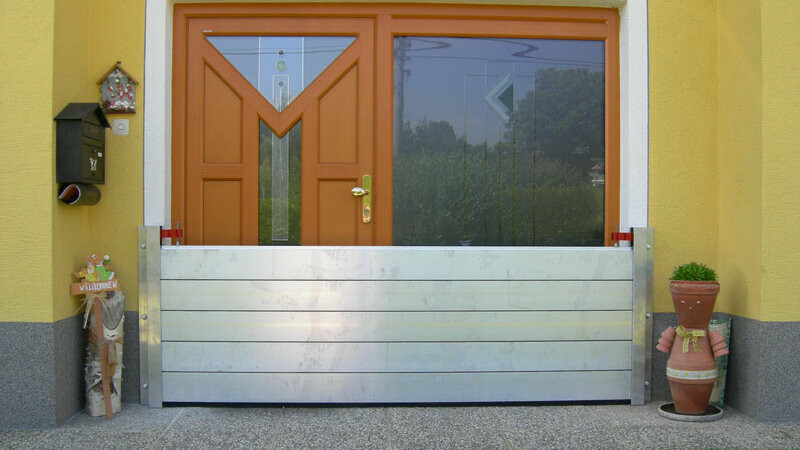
left=161, top=246, right=633, bottom=281
left=161, top=280, right=633, bottom=311
left=161, top=310, right=633, bottom=342
left=162, top=371, right=632, bottom=403
left=162, top=341, right=632, bottom=372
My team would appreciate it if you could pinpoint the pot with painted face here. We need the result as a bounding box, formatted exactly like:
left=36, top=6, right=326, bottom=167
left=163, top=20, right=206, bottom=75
left=655, top=263, right=729, bottom=415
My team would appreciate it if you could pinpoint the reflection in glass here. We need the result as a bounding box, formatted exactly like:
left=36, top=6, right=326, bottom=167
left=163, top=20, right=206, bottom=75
left=206, top=36, right=356, bottom=110
left=393, top=37, right=605, bottom=246
left=259, top=120, right=301, bottom=245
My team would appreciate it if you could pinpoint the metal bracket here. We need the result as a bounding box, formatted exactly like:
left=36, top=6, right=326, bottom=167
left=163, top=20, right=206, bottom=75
left=631, top=227, right=654, bottom=405
left=137, top=226, right=162, bottom=407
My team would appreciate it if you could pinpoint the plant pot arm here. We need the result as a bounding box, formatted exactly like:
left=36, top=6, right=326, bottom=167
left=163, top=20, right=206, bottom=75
left=656, top=326, right=676, bottom=354
left=709, top=329, right=729, bottom=357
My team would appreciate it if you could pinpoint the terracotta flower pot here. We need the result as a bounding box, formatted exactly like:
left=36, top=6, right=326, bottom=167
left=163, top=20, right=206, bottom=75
left=669, top=281, right=719, bottom=328
left=664, top=280, right=721, bottom=414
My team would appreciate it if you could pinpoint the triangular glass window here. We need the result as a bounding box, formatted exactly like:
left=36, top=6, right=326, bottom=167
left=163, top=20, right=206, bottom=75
left=207, top=36, right=356, bottom=111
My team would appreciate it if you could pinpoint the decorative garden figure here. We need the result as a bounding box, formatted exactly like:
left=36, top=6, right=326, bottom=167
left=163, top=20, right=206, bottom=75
left=656, top=262, right=729, bottom=415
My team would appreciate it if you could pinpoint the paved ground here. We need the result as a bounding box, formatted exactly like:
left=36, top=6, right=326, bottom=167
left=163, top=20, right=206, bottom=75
left=2, top=403, right=799, bottom=449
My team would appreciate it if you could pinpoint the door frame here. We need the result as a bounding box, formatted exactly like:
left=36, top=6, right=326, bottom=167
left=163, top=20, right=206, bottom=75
left=170, top=3, right=620, bottom=245
left=145, top=1, right=649, bottom=238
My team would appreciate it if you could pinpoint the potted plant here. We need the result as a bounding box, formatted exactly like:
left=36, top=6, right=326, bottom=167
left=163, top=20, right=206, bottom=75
left=656, top=262, right=729, bottom=417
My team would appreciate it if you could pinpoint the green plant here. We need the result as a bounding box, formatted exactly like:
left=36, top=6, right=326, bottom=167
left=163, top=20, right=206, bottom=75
left=670, top=262, right=718, bottom=282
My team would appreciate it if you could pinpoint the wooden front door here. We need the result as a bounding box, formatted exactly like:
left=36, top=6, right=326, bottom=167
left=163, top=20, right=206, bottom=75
left=173, top=17, right=378, bottom=245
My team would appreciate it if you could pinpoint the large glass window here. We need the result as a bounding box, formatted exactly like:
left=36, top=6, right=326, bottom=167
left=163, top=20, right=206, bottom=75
left=393, top=37, right=605, bottom=246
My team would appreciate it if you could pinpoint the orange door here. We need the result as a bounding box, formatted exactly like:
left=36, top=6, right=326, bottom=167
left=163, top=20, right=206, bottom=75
left=173, top=16, right=379, bottom=245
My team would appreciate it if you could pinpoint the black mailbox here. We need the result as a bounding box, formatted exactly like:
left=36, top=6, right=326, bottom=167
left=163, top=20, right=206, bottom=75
left=54, top=103, right=110, bottom=184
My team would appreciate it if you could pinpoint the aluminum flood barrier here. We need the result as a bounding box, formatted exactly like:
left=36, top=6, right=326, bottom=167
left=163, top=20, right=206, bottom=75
left=138, top=227, right=653, bottom=407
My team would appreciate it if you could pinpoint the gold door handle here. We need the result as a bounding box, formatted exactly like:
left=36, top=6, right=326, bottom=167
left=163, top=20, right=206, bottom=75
left=352, top=175, right=372, bottom=224
left=351, top=187, right=368, bottom=197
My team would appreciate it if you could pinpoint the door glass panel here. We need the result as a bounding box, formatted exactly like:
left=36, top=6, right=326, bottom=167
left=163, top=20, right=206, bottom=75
left=207, top=36, right=356, bottom=111
left=259, top=120, right=301, bottom=245
left=393, top=37, right=605, bottom=246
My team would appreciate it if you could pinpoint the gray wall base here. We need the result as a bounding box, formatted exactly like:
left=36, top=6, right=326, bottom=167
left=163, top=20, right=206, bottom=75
left=652, top=312, right=800, bottom=422
left=0, top=315, right=84, bottom=429
left=122, top=310, right=140, bottom=404
left=53, top=315, right=86, bottom=425
left=0, top=321, right=57, bottom=429
left=1, top=312, right=140, bottom=430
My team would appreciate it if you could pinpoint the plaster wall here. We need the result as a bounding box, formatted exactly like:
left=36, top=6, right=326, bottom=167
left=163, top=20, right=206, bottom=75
left=80, top=0, right=145, bottom=317
left=3, top=0, right=797, bottom=324
left=715, top=0, right=762, bottom=320
left=648, top=0, right=718, bottom=314
left=0, top=0, right=56, bottom=322
left=649, top=0, right=800, bottom=323
left=50, top=0, right=145, bottom=321
left=0, top=0, right=144, bottom=323
left=760, top=0, right=800, bottom=322
left=52, top=0, right=94, bottom=322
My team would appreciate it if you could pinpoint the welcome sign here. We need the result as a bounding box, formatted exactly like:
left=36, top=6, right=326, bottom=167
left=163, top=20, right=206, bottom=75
left=71, top=253, right=120, bottom=295
left=70, top=279, right=119, bottom=295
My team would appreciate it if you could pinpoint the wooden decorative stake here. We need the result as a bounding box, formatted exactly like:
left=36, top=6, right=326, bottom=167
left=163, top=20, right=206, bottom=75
left=73, top=254, right=125, bottom=418
left=91, top=295, right=113, bottom=419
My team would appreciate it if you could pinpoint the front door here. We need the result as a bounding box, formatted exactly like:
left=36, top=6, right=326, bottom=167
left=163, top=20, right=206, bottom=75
left=173, top=17, right=379, bottom=245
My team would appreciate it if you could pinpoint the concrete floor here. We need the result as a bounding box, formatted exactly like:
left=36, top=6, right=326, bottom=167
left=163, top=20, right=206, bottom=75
left=2, top=403, right=799, bottom=449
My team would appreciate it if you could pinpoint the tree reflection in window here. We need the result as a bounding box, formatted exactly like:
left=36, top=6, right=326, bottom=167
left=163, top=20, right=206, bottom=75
left=393, top=37, right=605, bottom=246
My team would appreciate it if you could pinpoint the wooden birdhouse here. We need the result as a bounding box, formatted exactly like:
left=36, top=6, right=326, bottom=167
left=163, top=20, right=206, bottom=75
left=97, top=61, right=138, bottom=114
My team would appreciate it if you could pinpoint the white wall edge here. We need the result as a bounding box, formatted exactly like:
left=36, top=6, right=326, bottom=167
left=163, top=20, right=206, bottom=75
left=143, top=0, right=649, bottom=230
left=618, top=0, right=649, bottom=228
left=143, top=0, right=170, bottom=226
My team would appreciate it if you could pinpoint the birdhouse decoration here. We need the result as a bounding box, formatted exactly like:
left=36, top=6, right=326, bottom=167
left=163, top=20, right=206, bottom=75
left=97, top=61, right=138, bottom=114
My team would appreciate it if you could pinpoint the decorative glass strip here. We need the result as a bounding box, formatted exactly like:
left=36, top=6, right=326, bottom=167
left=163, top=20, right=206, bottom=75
left=258, top=120, right=301, bottom=245
left=271, top=75, right=290, bottom=240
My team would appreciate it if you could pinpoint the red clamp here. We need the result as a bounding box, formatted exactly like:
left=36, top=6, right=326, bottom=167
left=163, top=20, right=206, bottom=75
left=160, top=228, right=183, bottom=239
left=160, top=228, right=183, bottom=244
left=611, top=232, right=633, bottom=242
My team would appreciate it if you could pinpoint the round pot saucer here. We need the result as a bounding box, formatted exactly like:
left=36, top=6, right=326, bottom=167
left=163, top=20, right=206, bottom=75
left=658, top=402, right=724, bottom=422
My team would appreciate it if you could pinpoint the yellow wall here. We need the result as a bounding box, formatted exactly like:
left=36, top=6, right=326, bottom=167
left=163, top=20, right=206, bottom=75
left=0, top=0, right=56, bottom=322
left=760, top=0, right=800, bottom=322
left=49, top=0, right=145, bottom=321
left=84, top=0, right=145, bottom=316
left=3, top=0, right=799, bottom=324
left=0, top=0, right=143, bottom=322
left=52, top=0, right=94, bottom=321
left=715, top=0, right=762, bottom=320
left=649, top=0, right=800, bottom=322
left=51, top=0, right=145, bottom=321
left=648, top=0, right=719, bottom=314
